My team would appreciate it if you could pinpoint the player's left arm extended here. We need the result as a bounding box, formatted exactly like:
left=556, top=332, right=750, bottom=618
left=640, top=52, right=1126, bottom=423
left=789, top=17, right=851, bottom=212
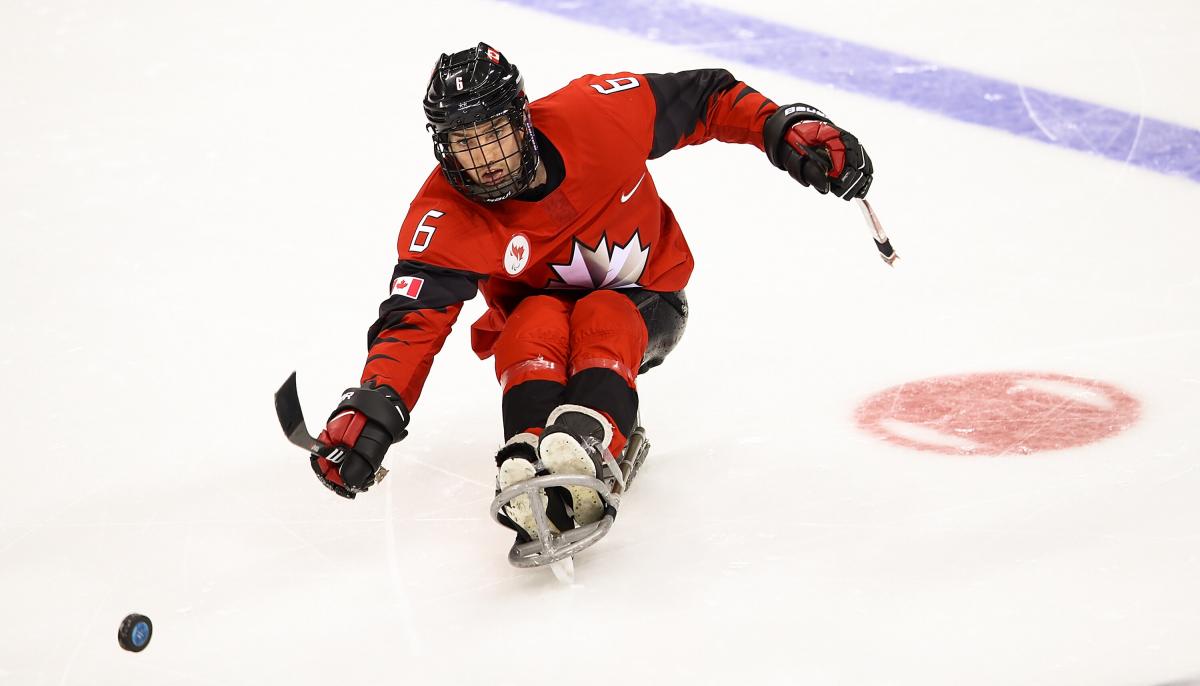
left=644, top=69, right=873, bottom=199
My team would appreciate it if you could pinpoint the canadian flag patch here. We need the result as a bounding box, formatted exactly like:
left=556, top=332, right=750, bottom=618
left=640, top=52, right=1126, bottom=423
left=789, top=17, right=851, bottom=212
left=486, top=48, right=500, bottom=64
left=391, top=276, right=424, bottom=299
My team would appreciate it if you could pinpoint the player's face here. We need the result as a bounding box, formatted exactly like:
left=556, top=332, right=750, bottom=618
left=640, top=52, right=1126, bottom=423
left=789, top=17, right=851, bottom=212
left=447, top=117, right=525, bottom=191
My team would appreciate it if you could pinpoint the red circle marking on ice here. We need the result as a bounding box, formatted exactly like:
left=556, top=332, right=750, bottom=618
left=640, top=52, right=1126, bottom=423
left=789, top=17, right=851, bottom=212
left=855, top=372, right=1140, bottom=455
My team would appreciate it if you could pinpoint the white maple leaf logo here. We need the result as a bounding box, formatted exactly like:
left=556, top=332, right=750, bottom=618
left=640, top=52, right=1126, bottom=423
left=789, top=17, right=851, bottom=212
left=548, top=232, right=650, bottom=289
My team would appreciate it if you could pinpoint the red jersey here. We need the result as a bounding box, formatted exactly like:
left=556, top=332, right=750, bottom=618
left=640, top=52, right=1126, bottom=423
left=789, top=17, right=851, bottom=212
left=362, top=69, right=779, bottom=409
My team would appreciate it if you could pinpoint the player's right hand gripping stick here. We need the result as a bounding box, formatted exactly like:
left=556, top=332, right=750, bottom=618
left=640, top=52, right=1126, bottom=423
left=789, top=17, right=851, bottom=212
left=763, top=103, right=873, bottom=200
left=310, top=385, right=409, bottom=499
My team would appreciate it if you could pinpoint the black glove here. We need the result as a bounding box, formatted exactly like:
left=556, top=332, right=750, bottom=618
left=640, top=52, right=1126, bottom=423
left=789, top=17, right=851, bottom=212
left=764, top=103, right=873, bottom=200
left=311, top=385, right=409, bottom=499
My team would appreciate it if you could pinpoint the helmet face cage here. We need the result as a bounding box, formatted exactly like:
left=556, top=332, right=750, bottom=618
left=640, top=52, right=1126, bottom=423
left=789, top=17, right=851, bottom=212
left=429, top=101, right=540, bottom=202
left=423, top=43, right=541, bottom=202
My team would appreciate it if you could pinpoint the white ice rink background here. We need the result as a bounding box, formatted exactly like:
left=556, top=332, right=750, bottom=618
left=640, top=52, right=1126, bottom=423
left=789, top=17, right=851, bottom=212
left=2, top=1, right=1199, bottom=684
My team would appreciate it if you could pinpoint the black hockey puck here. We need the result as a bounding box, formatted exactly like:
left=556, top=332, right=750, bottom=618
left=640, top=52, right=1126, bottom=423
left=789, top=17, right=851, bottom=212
left=117, top=614, right=153, bottom=652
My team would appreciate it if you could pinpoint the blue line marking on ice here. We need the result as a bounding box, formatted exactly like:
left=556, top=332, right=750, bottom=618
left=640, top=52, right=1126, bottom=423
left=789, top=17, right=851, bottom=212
left=500, top=0, right=1200, bottom=183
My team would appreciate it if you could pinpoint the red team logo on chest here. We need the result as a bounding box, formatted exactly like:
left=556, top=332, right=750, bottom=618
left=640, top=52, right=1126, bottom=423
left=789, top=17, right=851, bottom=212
left=504, top=234, right=531, bottom=275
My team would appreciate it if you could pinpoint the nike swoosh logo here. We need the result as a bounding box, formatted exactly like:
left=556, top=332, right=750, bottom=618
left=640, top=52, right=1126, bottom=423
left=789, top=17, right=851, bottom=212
left=620, top=172, right=646, bottom=203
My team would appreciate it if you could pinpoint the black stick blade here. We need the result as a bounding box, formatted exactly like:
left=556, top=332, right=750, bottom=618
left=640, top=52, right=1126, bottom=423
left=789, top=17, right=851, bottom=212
left=275, top=372, right=306, bottom=439
left=274, top=372, right=336, bottom=457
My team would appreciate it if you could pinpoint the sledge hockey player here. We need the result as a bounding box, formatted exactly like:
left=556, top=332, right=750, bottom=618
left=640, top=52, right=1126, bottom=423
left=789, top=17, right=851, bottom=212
left=306, top=43, right=873, bottom=543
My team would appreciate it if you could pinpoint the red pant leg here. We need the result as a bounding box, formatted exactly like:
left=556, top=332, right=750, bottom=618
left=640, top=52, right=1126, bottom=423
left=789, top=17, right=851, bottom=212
left=568, top=290, right=648, bottom=385
left=567, top=290, right=648, bottom=456
left=493, top=294, right=572, bottom=391
left=494, top=295, right=574, bottom=439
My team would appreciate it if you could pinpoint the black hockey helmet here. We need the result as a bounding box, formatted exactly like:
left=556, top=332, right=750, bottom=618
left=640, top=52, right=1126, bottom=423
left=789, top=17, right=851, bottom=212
left=423, top=43, right=540, bottom=202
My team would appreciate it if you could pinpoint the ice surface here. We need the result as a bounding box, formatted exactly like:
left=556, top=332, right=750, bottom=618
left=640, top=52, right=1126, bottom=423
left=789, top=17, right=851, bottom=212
left=1, top=1, right=1198, bottom=684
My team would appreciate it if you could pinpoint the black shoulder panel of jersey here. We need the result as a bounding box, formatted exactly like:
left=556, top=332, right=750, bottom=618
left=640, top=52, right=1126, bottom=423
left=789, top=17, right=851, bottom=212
left=366, top=260, right=482, bottom=348
left=644, top=69, right=739, bottom=159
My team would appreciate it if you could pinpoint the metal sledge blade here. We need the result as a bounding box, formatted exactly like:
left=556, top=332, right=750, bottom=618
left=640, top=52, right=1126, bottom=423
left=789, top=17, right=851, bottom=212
left=549, top=557, right=575, bottom=584
left=274, top=372, right=338, bottom=458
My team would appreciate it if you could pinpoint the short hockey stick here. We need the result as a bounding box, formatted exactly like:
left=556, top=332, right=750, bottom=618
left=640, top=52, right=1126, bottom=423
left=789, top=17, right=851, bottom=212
left=792, top=141, right=898, bottom=266
left=855, top=197, right=898, bottom=266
